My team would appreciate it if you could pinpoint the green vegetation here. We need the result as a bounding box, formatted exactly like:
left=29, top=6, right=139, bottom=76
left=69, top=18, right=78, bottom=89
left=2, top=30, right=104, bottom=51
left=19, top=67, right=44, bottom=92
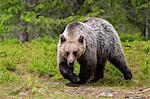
left=0, top=35, right=150, bottom=98
left=119, top=33, right=143, bottom=42
left=0, top=0, right=149, bottom=39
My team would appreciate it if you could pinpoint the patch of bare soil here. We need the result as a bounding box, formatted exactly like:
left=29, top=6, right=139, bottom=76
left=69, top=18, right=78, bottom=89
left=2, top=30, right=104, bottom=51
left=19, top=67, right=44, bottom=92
left=62, top=85, right=150, bottom=98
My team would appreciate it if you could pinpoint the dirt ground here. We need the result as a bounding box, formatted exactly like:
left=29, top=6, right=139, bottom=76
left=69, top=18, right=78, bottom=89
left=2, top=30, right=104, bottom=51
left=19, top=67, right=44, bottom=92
left=0, top=79, right=149, bottom=99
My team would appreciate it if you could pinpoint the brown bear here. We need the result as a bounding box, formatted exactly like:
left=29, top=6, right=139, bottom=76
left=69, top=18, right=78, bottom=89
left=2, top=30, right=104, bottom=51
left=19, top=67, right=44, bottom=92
left=57, top=18, right=132, bottom=84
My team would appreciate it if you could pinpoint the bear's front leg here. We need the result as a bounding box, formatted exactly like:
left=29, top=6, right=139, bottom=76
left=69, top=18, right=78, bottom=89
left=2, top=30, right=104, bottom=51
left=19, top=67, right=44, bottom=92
left=59, top=62, right=80, bottom=84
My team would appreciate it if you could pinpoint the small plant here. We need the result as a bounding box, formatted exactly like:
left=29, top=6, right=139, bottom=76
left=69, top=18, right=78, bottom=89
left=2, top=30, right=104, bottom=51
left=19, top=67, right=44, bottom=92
left=119, top=33, right=142, bottom=42
left=0, top=66, right=18, bottom=84
left=27, top=59, right=51, bottom=76
left=0, top=60, right=16, bottom=71
left=142, top=45, right=150, bottom=53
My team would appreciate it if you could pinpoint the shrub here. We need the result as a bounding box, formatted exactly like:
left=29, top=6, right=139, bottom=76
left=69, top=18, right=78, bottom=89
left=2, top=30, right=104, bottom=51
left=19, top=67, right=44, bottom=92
left=0, top=66, right=18, bottom=84
left=0, top=60, right=16, bottom=71
left=142, top=45, right=150, bottom=53
left=119, top=33, right=143, bottom=42
left=27, top=59, right=51, bottom=76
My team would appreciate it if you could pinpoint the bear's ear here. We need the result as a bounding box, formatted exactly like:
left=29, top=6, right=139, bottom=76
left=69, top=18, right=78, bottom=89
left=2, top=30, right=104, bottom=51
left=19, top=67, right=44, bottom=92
left=60, top=34, right=66, bottom=43
left=78, top=35, right=84, bottom=43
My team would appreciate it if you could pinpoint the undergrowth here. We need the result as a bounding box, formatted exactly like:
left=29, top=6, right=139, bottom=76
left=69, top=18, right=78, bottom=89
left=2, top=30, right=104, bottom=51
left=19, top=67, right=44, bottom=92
left=0, top=35, right=150, bottom=88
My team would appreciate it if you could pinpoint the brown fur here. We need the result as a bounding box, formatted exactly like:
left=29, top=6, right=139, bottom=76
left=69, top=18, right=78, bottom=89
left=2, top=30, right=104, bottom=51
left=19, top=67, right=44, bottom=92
left=57, top=18, right=132, bottom=84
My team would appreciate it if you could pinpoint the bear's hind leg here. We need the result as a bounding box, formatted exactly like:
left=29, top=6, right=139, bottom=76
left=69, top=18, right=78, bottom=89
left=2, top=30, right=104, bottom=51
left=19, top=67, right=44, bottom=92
left=79, top=65, right=93, bottom=84
left=79, top=62, right=96, bottom=84
left=91, top=63, right=106, bottom=82
left=108, top=54, right=132, bottom=80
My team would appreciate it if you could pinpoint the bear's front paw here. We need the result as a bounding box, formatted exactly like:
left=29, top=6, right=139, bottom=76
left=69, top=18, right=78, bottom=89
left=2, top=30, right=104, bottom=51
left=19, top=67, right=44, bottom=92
left=66, top=83, right=80, bottom=87
left=124, top=70, right=132, bottom=80
left=70, top=76, right=81, bottom=84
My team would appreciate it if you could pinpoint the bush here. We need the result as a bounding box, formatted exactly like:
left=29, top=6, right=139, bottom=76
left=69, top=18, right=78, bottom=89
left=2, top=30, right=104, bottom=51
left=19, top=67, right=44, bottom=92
left=142, top=45, right=150, bottom=53
left=0, top=66, right=18, bottom=84
left=27, top=59, right=51, bottom=76
left=26, top=37, right=58, bottom=76
left=119, top=33, right=143, bottom=42
left=0, top=60, right=16, bottom=71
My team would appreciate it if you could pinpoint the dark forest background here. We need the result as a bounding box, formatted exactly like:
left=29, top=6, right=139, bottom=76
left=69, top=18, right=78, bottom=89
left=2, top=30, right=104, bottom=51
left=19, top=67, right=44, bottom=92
left=0, top=0, right=149, bottom=42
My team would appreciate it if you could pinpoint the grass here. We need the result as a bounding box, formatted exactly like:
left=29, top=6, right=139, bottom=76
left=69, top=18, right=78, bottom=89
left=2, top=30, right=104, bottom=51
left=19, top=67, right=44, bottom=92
left=0, top=36, right=150, bottom=98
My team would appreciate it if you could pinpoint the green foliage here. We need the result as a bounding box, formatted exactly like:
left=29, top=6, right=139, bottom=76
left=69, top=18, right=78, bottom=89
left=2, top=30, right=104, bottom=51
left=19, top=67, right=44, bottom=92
left=0, top=0, right=145, bottom=38
left=0, top=65, right=17, bottom=84
left=142, top=63, right=150, bottom=79
left=131, top=0, right=149, bottom=9
left=27, top=59, right=51, bottom=76
left=0, top=36, right=150, bottom=97
left=0, top=37, right=58, bottom=77
left=0, top=60, right=16, bottom=71
left=1, top=38, right=19, bottom=45
left=21, top=14, right=87, bottom=36
left=142, top=43, right=150, bottom=53
left=0, top=36, right=150, bottom=87
left=26, top=37, right=58, bottom=76
left=0, top=0, right=22, bottom=33
left=122, top=0, right=150, bottom=38
left=119, top=33, right=143, bottom=42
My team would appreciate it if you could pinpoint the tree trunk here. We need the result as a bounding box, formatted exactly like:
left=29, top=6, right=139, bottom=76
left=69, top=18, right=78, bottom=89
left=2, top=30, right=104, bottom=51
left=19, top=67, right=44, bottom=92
left=65, top=0, right=85, bottom=9
left=18, top=22, right=28, bottom=43
left=144, top=17, right=150, bottom=39
left=23, top=0, right=38, bottom=5
left=141, top=16, right=150, bottom=39
left=19, top=29, right=28, bottom=43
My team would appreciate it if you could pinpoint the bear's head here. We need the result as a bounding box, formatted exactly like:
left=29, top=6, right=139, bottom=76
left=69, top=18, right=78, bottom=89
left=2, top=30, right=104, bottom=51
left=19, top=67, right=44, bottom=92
left=59, top=34, right=86, bottom=67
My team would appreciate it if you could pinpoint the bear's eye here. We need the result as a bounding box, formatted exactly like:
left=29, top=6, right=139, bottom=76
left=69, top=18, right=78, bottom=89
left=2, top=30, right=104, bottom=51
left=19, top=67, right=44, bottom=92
left=66, top=51, right=69, bottom=56
left=73, top=51, right=78, bottom=56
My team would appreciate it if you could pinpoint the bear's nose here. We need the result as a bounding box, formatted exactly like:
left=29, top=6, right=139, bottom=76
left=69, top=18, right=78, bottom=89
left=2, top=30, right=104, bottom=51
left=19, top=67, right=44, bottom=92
left=68, top=60, right=74, bottom=66
left=69, top=61, right=74, bottom=66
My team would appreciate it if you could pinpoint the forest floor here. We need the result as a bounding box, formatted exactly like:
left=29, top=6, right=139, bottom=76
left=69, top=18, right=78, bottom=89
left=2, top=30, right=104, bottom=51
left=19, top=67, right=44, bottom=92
left=0, top=73, right=150, bottom=98
left=0, top=37, right=150, bottom=98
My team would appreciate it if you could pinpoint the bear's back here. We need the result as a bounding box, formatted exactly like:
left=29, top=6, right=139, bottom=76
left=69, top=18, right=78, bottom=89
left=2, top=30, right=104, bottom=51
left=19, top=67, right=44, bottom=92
left=83, top=18, right=120, bottom=44
left=83, top=18, right=117, bottom=35
left=83, top=18, right=122, bottom=57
